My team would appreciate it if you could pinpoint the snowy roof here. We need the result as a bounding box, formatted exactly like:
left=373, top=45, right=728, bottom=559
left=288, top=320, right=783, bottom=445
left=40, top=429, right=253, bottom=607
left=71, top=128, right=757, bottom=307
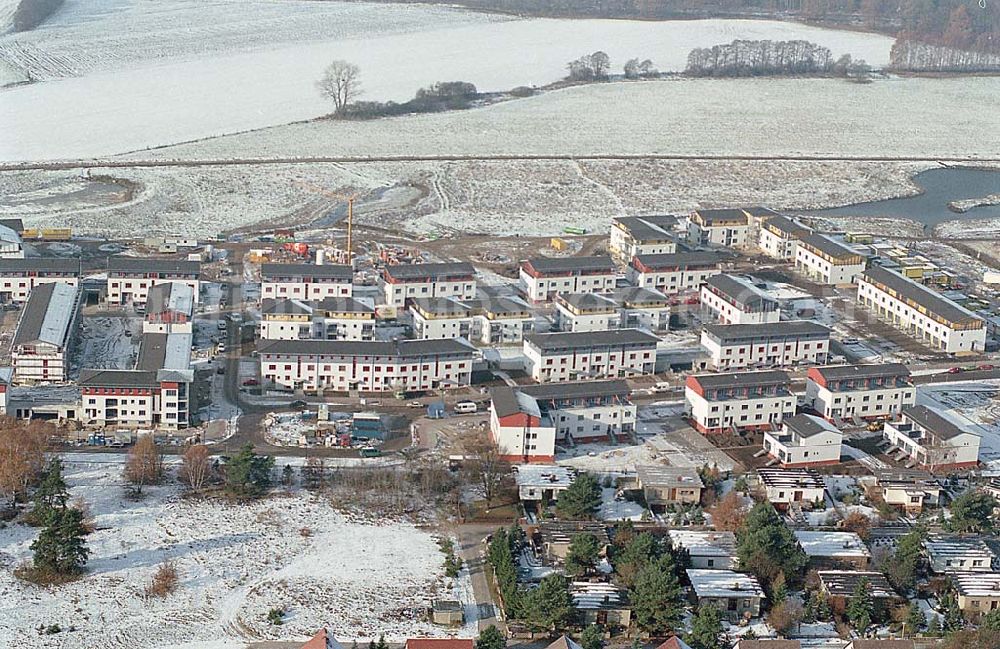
left=13, top=282, right=78, bottom=348
left=636, top=465, right=704, bottom=490
left=817, top=571, right=897, bottom=598
left=686, top=569, right=763, bottom=599
left=925, top=536, right=996, bottom=564
left=756, top=467, right=825, bottom=490
left=537, top=521, right=609, bottom=546
left=146, top=282, right=194, bottom=316
left=794, top=531, right=870, bottom=559
left=514, top=464, right=575, bottom=489
left=667, top=530, right=737, bottom=558
left=0, top=367, right=12, bottom=385
left=874, top=468, right=940, bottom=489
left=570, top=581, right=628, bottom=610
left=136, top=332, right=193, bottom=372
left=0, top=224, right=21, bottom=245
left=952, top=572, right=1000, bottom=597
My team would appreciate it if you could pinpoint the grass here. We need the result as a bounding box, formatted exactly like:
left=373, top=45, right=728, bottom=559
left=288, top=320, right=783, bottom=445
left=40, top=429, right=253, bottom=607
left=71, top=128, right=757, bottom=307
left=14, top=562, right=84, bottom=587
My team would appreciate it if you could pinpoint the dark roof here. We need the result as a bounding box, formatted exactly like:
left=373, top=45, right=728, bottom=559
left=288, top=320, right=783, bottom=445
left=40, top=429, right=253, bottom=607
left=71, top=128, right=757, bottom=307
left=902, top=405, right=974, bottom=441
left=383, top=262, right=475, bottom=280
left=258, top=338, right=475, bottom=358
left=108, top=256, right=200, bottom=275
left=490, top=387, right=523, bottom=418
left=818, top=570, right=899, bottom=598
left=520, top=379, right=630, bottom=401
left=145, top=282, right=194, bottom=315
left=813, top=363, right=910, bottom=381
left=734, top=641, right=801, bottom=649
left=525, top=256, right=616, bottom=274
left=862, top=265, right=983, bottom=327
left=260, top=298, right=312, bottom=316
left=315, top=296, right=375, bottom=314
left=610, top=286, right=669, bottom=307
left=0, top=258, right=81, bottom=274
left=0, top=218, right=24, bottom=233
left=632, top=251, right=728, bottom=270
left=463, top=296, right=532, bottom=317
left=691, top=370, right=790, bottom=390
left=411, top=297, right=472, bottom=316
left=692, top=208, right=750, bottom=225
left=757, top=467, right=825, bottom=489
left=12, top=282, right=78, bottom=347
left=260, top=262, right=353, bottom=281
left=79, top=368, right=160, bottom=388
left=524, top=329, right=659, bottom=351
left=614, top=215, right=678, bottom=241
left=784, top=414, right=838, bottom=439
left=703, top=274, right=776, bottom=309
left=702, top=320, right=830, bottom=342
left=763, top=214, right=810, bottom=238
left=799, top=234, right=862, bottom=261
left=556, top=292, right=617, bottom=312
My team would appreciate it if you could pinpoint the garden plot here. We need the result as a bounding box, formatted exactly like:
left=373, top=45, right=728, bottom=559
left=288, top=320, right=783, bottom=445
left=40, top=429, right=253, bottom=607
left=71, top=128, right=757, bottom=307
left=918, top=380, right=1000, bottom=465
left=0, top=459, right=472, bottom=649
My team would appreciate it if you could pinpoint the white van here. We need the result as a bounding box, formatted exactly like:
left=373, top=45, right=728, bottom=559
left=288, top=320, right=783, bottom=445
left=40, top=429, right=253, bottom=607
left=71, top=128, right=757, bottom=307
left=454, top=401, right=478, bottom=414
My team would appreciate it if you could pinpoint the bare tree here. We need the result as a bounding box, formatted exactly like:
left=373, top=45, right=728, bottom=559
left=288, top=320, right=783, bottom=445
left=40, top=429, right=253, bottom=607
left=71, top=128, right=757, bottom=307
left=464, top=433, right=509, bottom=508
left=316, top=60, right=363, bottom=115
left=125, top=436, right=164, bottom=495
left=0, top=417, right=48, bottom=507
left=179, top=444, right=211, bottom=491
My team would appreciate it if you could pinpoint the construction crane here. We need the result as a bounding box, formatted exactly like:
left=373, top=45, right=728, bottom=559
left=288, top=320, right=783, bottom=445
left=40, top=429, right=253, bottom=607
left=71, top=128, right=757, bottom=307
left=293, top=180, right=358, bottom=265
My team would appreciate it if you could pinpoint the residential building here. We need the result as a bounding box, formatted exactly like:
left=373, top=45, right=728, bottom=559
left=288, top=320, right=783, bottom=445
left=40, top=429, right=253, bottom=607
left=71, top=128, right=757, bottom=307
left=537, top=521, right=610, bottom=561
left=523, top=329, right=658, bottom=382
left=794, top=234, right=866, bottom=285
left=734, top=642, right=801, bottom=649
left=758, top=214, right=811, bottom=260
left=857, top=265, right=987, bottom=353
left=611, top=286, right=670, bottom=333
left=514, top=464, right=575, bottom=502
left=635, top=465, right=704, bottom=511
left=381, top=262, right=477, bottom=307
left=763, top=413, right=843, bottom=468
left=874, top=469, right=942, bottom=515
left=430, top=600, right=463, bottom=626
left=519, top=256, right=617, bottom=302
left=260, top=262, right=353, bottom=301
left=685, top=370, right=795, bottom=434
left=410, top=297, right=472, bottom=340
left=882, top=404, right=980, bottom=471
left=554, top=293, right=619, bottom=332
left=405, top=640, right=473, bottom=649
left=628, top=252, right=726, bottom=295
left=490, top=387, right=556, bottom=463
left=464, top=296, right=534, bottom=345
left=795, top=531, right=871, bottom=570
left=806, top=363, right=915, bottom=422
left=925, top=535, right=997, bottom=574
left=0, top=258, right=81, bottom=303
left=258, top=339, right=475, bottom=393
left=756, top=467, right=826, bottom=510
left=0, top=367, right=11, bottom=415
left=818, top=571, right=900, bottom=615
left=953, top=573, right=1000, bottom=616
left=571, top=582, right=631, bottom=628
left=844, top=642, right=914, bottom=649
left=667, top=530, right=738, bottom=570
left=685, top=569, right=763, bottom=621
left=700, top=321, right=830, bottom=370
left=300, top=627, right=344, bottom=649
left=107, top=256, right=201, bottom=305
left=259, top=297, right=376, bottom=341
left=0, top=223, right=24, bottom=259
left=700, top=274, right=779, bottom=325
left=686, top=208, right=753, bottom=249
left=80, top=364, right=193, bottom=431
left=259, top=298, right=313, bottom=340
left=11, top=283, right=81, bottom=384
left=609, top=215, right=678, bottom=260
left=143, top=282, right=194, bottom=334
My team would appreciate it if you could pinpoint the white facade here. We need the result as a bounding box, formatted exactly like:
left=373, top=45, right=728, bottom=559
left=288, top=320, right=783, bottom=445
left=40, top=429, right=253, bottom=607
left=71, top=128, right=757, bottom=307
left=259, top=298, right=376, bottom=342
left=806, top=364, right=915, bottom=421
left=410, top=299, right=473, bottom=340
left=686, top=209, right=752, bottom=249
left=882, top=405, right=981, bottom=470
left=609, top=216, right=678, bottom=260
left=523, top=330, right=658, bottom=383
left=465, top=296, right=534, bottom=346
left=794, top=235, right=866, bottom=286
left=0, top=260, right=80, bottom=303
left=107, top=258, right=201, bottom=306
left=685, top=370, right=794, bottom=434
left=381, top=262, right=477, bottom=307
left=260, top=263, right=354, bottom=301
left=763, top=414, right=843, bottom=467
left=668, top=530, right=738, bottom=570
left=519, top=257, right=617, bottom=303
left=699, top=275, right=779, bottom=326
left=757, top=215, right=810, bottom=260
left=11, top=283, right=80, bottom=385
left=700, top=321, right=830, bottom=370
left=628, top=252, right=724, bottom=295
left=80, top=369, right=192, bottom=430
left=756, top=467, right=827, bottom=507
left=554, top=294, right=619, bottom=333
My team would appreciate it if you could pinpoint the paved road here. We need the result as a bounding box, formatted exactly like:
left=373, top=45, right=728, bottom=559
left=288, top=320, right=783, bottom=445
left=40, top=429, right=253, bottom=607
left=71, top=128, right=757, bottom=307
left=456, top=522, right=504, bottom=634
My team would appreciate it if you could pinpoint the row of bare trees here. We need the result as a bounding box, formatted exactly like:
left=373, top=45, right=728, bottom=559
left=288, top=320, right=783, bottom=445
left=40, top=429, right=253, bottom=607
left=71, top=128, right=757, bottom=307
left=890, top=39, right=1000, bottom=73
left=686, top=39, right=838, bottom=76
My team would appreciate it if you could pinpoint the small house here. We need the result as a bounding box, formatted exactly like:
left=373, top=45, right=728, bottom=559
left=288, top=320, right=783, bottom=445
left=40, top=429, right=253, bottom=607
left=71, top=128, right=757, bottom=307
left=405, top=640, right=474, bottom=649
left=571, top=581, right=631, bottom=629
left=755, top=467, right=825, bottom=510
left=686, top=569, right=763, bottom=622
left=667, top=530, right=738, bottom=570
left=300, top=628, right=345, bottom=649
left=875, top=469, right=942, bottom=515
left=635, top=465, right=704, bottom=512
left=431, top=599, right=464, bottom=626
left=818, top=570, right=901, bottom=616
left=733, top=641, right=801, bottom=649
left=794, top=531, right=871, bottom=570
left=514, top=464, right=575, bottom=504
left=536, top=521, right=610, bottom=562
left=925, top=535, right=997, bottom=574
left=953, top=572, right=1000, bottom=617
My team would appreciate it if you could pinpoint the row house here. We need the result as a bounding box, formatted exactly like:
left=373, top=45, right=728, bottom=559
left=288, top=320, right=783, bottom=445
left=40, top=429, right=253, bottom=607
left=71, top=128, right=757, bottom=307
left=0, top=258, right=80, bottom=303
left=382, top=262, right=476, bottom=307
left=795, top=531, right=870, bottom=570
left=685, top=370, right=794, bottom=434
left=794, top=234, right=866, bottom=286
left=489, top=380, right=634, bottom=462
left=763, top=413, right=843, bottom=467
left=806, top=363, right=915, bottom=422
left=882, top=404, right=980, bottom=471
left=628, top=251, right=726, bottom=295
left=635, top=465, right=704, bottom=512
left=554, top=293, right=619, bottom=332
left=519, top=256, right=617, bottom=302
left=143, top=282, right=195, bottom=334
left=0, top=223, right=24, bottom=259
left=756, top=467, right=826, bottom=510
left=259, top=297, right=376, bottom=341
left=464, top=295, right=535, bottom=345
left=410, top=297, right=472, bottom=340
left=612, top=286, right=671, bottom=332
left=11, top=283, right=81, bottom=384
left=258, top=338, right=475, bottom=393
left=686, top=208, right=753, bottom=249
left=609, top=215, right=678, bottom=260
left=700, top=320, right=831, bottom=370
left=857, top=265, right=987, bottom=353
left=107, top=256, right=201, bottom=306
left=874, top=469, right=942, bottom=515
left=700, top=274, right=779, bottom=325
left=523, top=329, right=658, bottom=382
left=80, top=367, right=192, bottom=430
left=758, top=214, right=811, bottom=260
left=260, top=262, right=353, bottom=301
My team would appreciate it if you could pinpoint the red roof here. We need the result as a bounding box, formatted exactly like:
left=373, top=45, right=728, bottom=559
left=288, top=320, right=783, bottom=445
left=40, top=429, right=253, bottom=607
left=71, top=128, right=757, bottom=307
left=300, top=628, right=344, bottom=649
left=406, top=639, right=474, bottom=649
left=656, top=638, right=692, bottom=649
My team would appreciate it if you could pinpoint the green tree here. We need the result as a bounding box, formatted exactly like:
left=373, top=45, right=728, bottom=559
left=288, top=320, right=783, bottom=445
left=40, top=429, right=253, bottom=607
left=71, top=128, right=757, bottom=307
left=687, top=604, right=723, bottom=649
left=941, top=590, right=963, bottom=633
left=610, top=530, right=661, bottom=588
left=578, top=624, right=604, bottom=649
left=557, top=473, right=602, bottom=519
left=631, top=553, right=684, bottom=635
left=983, top=609, right=1000, bottom=632
left=30, top=506, right=89, bottom=575
left=476, top=625, right=506, bottom=649
left=946, top=491, right=997, bottom=534
left=736, top=502, right=807, bottom=589
left=487, top=528, right=521, bottom=617
left=376, top=635, right=388, bottom=649
left=927, top=614, right=942, bottom=636
left=565, top=533, right=601, bottom=578
left=31, top=458, right=69, bottom=525
left=223, top=444, right=275, bottom=498
left=885, top=527, right=925, bottom=593
left=846, top=575, right=874, bottom=632
left=522, top=573, right=573, bottom=632
left=905, top=601, right=925, bottom=635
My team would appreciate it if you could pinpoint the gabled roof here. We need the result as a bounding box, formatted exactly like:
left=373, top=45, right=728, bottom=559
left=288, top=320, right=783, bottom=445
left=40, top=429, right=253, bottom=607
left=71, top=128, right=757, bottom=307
left=901, top=404, right=977, bottom=441
left=300, top=628, right=346, bottom=649
left=632, top=251, right=727, bottom=271
left=108, top=255, right=200, bottom=275
left=861, top=265, right=982, bottom=327
left=405, top=640, right=474, bottom=649
left=702, top=320, right=829, bottom=343
left=655, top=638, right=693, bottom=649
left=261, top=262, right=353, bottom=281
left=0, top=257, right=81, bottom=274
left=794, top=531, right=870, bottom=559
left=12, top=282, right=78, bottom=348
left=636, top=465, right=704, bottom=489
left=524, top=329, right=659, bottom=351
left=384, top=262, right=475, bottom=280
left=734, top=641, right=801, bottom=649
left=799, top=234, right=863, bottom=261
left=146, top=282, right=194, bottom=316
left=610, top=286, right=670, bottom=307
left=818, top=570, right=897, bottom=598
left=812, top=363, right=910, bottom=382
left=614, top=215, right=678, bottom=241
left=544, top=636, right=583, bottom=649
left=783, top=414, right=841, bottom=439
left=556, top=292, right=617, bottom=313
left=524, top=256, right=616, bottom=275
left=703, top=274, right=776, bottom=310
left=79, top=369, right=160, bottom=388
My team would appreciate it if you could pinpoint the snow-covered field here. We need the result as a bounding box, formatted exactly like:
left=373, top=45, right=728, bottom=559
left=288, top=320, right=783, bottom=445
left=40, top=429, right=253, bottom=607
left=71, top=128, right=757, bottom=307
left=0, top=459, right=472, bottom=648
left=0, top=0, right=896, bottom=160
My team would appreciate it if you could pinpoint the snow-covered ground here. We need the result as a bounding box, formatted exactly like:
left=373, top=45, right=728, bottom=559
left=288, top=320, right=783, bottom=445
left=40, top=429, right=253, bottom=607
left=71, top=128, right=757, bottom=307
left=0, top=459, right=473, bottom=648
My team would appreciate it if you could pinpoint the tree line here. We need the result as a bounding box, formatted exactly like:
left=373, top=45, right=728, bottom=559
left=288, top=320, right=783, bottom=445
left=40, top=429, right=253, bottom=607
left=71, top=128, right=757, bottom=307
left=686, top=39, right=870, bottom=79
left=890, top=39, right=1000, bottom=73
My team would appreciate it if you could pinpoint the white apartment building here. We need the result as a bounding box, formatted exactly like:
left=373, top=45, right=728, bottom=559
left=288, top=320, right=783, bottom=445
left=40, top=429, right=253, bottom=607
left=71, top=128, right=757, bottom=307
left=700, top=320, right=831, bottom=370
left=0, top=258, right=80, bottom=303
left=756, top=467, right=827, bottom=509
left=260, top=262, right=354, bottom=301
left=554, top=293, right=619, bottom=332
left=465, top=296, right=535, bottom=345
left=381, top=262, right=477, bottom=307
left=700, top=274, right=779, bottom=325
left=143, top=282, right=195, bottom=334
left=882, top=404, right=981, bottom=471
left=523, top=329, right=658, bottom=382
left=519, top=256, right=617, bottom=302
left=763, top=413, right=843, bottom=468
left=11, top=283, right=81, bottom=384
left=628, top=251, right=726, bottom=295
left=806, top=363, right=915, bottom=422
left=857, top=265, right=987, bottom=353
left=612, top=287, right=671, bottom=333
left=107, top=256, right=201, bottom=306
left=258, top=339, right=475, bottom=393
left=686, top=208, right=753, bottom=249
left=794, top=234, right=866, bottom=285
left=609, top=215, right=678, bottom=260
left=757, top=214, right=811, bottom=260
left=410, top=297, right=473, bottom=340
left=259, top=297, right=376, bottom=341
left=685, top=370, right=795, bottom=434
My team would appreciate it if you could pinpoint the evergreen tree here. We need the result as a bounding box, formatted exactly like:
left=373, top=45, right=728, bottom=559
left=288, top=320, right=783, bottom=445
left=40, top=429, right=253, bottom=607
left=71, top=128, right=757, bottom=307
left=885, top=527, right=925, bottom=593
left=556, top=473, right=602, bottom=519
left=376, top=634, right=388, bottom=649
left=31, top=458, right=69, bottom=525
left=487, top=528, right=521, bottom=617
left=578, top=624, right=603, bottom=649
left=981, top=608, right=1000, bottom=632
left=631, top=553, right=684, bottom=635
left=282, top=464, right=294, bottom=486
left=30, top=506, right=89, bottom=575
left=946, top=491, right=997, bottom=534
left=846, top=576, right=874, bottom=632
left=565, top=533, right=601, bottom=578
left=522, top=573, right=573, bottom=632
left=927, top=614, right=942, bottom=637
left=941, top=590, right=964, bottom=632
left=687, top=604, right=723, bottom=649
left=476, top=625, right=506, bottom=649
left=736, top=502, right=807, bottom=588
left=610, top=530, right=660, bottom=588
left=905, top=601, right=925, bottom=635
left=223, top=443, right=275, bottom=498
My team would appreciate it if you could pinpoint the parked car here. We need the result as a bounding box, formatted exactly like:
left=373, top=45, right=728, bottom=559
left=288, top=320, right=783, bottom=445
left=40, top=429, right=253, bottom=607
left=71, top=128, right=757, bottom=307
left=242, top=378, right=259, bottom=386
left=408, top=401, right=423, bottom=408
left=979, top=364, right=995, bottom=371
left=290, top=399, right=307, bottom=409
left=454, top=401, right=478, bottom=414
left=947, top=367, right=962, bottom=374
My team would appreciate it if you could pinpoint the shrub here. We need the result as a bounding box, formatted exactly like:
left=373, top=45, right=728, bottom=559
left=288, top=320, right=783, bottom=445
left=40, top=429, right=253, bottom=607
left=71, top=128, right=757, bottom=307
left=145, top=561, right=179, bottom=598
left=267, top=608, right=285, bottom=626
